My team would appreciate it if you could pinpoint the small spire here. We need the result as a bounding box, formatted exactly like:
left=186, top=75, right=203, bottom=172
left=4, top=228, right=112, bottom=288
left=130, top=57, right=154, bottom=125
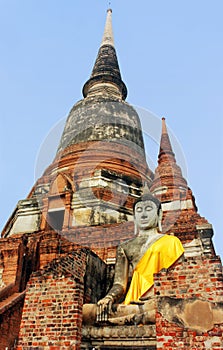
left=159, top=117, right=174, bottom=158
left=151, top=116, right=189, bottom=206
left=101, top=8, right=114, bottom=48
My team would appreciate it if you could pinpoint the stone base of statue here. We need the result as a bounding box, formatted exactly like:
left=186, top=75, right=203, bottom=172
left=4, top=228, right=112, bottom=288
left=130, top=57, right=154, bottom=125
left=81, top=324, right=156, bottom=350
left=82, top=298, right=156, bottom=349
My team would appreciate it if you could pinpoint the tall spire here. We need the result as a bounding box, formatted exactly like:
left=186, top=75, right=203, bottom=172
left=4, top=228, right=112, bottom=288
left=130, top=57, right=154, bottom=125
left=82, top=9, right=127, bottom=100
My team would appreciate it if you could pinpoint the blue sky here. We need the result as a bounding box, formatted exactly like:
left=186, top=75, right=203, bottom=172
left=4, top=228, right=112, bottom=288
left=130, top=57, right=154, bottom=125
left=0, top=1, right=222, bottom=258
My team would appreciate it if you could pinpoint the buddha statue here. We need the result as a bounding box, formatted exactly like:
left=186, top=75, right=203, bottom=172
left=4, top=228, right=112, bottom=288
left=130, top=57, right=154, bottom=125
left=83, top=192, right=184, bottom=325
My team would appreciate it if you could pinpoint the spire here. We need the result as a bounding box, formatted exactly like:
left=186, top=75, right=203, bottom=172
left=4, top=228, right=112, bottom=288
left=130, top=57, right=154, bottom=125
left=151, top=116, right=188, bottom=200
left=101, top=8, right=114, bottom=47
left=159, top=117, right=175, bottom=159
left=151, top=120, right=211, bottom=246
left=82, top=9, right=127, bottom=100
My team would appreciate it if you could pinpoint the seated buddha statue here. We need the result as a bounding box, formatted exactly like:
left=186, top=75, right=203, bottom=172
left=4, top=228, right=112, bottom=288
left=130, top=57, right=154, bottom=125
left=83, top=192, right=184, bottom=325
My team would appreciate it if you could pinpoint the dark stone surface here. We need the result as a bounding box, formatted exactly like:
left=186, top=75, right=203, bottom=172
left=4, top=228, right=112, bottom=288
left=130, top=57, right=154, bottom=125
left=57, top=98, right=145, bottom=156
left=83, top=44, right=127, bottom=99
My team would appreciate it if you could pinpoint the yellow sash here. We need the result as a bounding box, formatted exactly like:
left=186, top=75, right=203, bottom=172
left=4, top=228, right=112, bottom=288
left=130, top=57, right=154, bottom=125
left=124, top=235, right=184, bottom=305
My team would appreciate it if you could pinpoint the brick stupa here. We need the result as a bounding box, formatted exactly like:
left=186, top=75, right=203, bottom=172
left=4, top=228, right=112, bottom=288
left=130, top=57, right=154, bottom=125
left=0, top=9, right=222, bottom=350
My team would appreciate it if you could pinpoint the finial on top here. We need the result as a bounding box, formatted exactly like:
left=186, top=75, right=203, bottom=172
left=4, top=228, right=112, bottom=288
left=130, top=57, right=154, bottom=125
left=101, top=7, right=114, bottom=47
left=161, top=116, right=168, bottom=134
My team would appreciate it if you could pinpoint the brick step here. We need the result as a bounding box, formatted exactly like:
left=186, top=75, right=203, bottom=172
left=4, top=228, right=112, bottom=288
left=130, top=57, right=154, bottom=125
left=0, top=282, right=15, bottom=301
left=0, top=291, right=26, bottom=315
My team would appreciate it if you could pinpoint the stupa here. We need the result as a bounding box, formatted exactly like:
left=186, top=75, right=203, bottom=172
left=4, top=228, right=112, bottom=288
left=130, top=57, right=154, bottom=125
left=0, top=9, right=222, bottom=350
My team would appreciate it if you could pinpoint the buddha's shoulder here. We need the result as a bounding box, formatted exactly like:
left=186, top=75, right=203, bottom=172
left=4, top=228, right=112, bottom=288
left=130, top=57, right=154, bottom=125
left=119, top=235, right=147, bottom=250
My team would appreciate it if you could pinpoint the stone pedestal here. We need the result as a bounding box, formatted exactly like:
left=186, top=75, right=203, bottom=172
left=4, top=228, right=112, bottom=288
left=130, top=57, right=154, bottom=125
left=81, top=325, right=156, bottom=349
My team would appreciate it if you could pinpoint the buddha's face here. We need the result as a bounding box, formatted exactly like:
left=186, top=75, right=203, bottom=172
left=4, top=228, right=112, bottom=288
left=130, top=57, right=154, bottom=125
left=134, top=200, right=159, bottom=231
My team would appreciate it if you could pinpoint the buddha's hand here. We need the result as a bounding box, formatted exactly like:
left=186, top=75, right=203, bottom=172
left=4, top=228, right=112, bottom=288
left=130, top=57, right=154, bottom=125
left=97, top=295, right=114, bottom=321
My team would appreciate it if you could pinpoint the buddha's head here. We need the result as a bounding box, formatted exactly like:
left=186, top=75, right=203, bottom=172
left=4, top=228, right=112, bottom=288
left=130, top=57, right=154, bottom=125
left=133, top=193, right=162, bottom=233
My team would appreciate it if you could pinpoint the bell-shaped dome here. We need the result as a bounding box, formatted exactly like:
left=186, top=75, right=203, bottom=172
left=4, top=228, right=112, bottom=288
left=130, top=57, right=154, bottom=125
left=57, top=97, right=145, bottom=157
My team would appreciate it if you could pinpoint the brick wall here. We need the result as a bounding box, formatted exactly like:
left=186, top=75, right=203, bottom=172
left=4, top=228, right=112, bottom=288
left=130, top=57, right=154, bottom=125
left=39, top=221, right=135, bottom=267
left=155, top=256, right=223, bottom=349
left=0, top=296, right=24, bottom=350
left=0, top=236, right=26, bottom=287
left=84, top=251, right=107, bottom=303
left=17, top=248, right=87, bottom=350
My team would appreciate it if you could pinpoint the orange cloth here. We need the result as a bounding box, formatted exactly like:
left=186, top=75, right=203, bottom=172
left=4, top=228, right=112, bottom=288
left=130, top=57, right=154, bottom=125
left=124, top=235, right=184, bottom=305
